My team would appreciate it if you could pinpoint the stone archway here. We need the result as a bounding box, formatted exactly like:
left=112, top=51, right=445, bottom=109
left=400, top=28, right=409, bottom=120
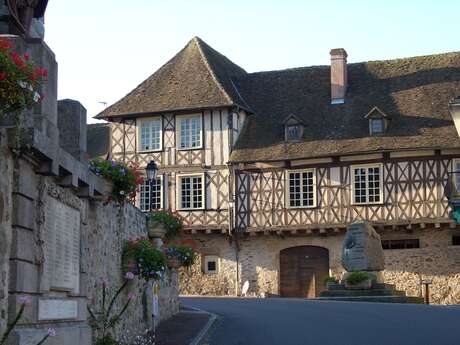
left=279, top=246, right=329, bottom=298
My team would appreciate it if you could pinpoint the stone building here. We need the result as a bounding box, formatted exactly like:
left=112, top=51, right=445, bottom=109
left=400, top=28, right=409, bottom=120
left=93, top=37, right=460, bottom=304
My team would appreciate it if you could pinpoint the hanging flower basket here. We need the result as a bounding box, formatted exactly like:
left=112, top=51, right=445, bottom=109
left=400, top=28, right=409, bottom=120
left=122, top=238, right=166, bottom=281
left=88, top=159, right=142, bottom=204
left=0, top=37, right=47, bottom=121
left=148, top=211, right=183, bottom=239
left=147, top=218, right=168, bottom=239
left=165, top=244, right=197, bottom=268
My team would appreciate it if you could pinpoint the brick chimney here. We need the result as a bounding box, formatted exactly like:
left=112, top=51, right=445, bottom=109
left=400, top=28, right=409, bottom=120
left=330, top=48, right=348, bottom=104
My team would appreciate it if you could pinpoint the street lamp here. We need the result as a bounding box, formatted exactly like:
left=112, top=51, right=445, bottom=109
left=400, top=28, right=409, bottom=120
left=448, top=96, right=460, bottom=138
left=145, top=160, right=158, bottom=211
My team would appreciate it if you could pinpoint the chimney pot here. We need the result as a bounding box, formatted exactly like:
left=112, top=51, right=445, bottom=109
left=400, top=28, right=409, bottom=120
left=330, top=48, right=348, bottom=104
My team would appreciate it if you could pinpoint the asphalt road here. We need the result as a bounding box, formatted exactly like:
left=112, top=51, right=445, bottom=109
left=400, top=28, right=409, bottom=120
left=181, top=297, right=459, bottom=345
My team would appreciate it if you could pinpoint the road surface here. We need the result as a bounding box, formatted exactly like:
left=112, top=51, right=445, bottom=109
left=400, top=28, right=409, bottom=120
left=181, top=297, right=459, bottom=345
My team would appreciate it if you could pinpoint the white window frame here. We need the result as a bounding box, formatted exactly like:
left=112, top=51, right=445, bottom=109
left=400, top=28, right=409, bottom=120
left=176, top=114, right=203, bottom=150
left=285, top=169, right=317, bottom=209
left=176, top=173, right=205, bottom=210
left=452, top=159, right=460, bottom=195
left=203, top=255, right=219, bottom=275
left=139, top=175, right=163, bottom=212
left=351, top=163, right=384, bottom=205
left=137, top=117, right=163, bottom=152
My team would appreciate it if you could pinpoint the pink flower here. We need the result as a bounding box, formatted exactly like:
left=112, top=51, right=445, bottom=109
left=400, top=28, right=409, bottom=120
left=125, top=272, right=135, bottom=280
left=47, top=328, right=56, bottom=337
left=127, top=292, right=136, bottom=300
left=24, top=52, right=30, bottom=61
left=19, top=295, right=32, bottom=305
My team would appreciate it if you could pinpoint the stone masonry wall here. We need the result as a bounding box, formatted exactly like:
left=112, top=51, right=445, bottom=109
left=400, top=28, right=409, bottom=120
left=179, top=234, right=238, bottom=296
left=0, top=130, right=13, bottom=336
left=180, top=227, right=460, bottom=304
left=1, top=141, right=178, bottom=345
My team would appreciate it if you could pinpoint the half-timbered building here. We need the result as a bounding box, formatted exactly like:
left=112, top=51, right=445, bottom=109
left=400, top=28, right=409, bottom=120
left=93, top=37, right=460, bottom=303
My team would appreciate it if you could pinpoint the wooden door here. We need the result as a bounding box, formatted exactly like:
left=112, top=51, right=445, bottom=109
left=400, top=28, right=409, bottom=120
left=279, top=246, right=329, bottom=298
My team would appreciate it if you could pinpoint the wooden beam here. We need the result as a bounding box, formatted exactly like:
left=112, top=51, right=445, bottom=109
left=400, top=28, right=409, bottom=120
left=290, top=229, right=297, bottom=235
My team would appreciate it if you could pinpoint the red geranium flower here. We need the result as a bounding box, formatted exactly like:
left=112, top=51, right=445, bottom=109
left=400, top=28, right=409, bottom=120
left=0, top=72, right=6, bottom=81
left=0, top=38, right=12, bottom=50
left=24, top=52, right=30, bottom=61
left=11, top=51, right=25, bottom=68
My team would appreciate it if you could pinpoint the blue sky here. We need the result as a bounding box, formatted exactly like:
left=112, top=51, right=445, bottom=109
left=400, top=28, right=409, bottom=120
left=45, top=0, right=459, bottom=123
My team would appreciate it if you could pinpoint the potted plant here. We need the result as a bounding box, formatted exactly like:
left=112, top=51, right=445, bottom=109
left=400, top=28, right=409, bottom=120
left=0, top=37, right=47, bottom=123
left=122, top=238, right=166, bottom=281
left=88, top=159, right=142, bottom=204
left=323, top=276, right=338, bottom=289
left=165, top=244, right=197, bottom=269
left=147, top=211, right=183, bottom=239
left=344, top=271, right=372, bottom=289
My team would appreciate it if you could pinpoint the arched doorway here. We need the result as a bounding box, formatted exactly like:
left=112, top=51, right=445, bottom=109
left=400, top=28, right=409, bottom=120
left=279, top=246, right=329, bottom=298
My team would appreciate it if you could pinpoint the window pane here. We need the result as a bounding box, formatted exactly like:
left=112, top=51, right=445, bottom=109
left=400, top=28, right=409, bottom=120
left=371, top=119, right=383, bottom=134
left=287, top=125, right=300, bottom=141
left=140, top=178, right=161, bottom=211
left=140, top=119, right=161, bottom=151
left=289, top=171, right=315, bottom=207
left=180, top=116, right=201, bottom=149
left=180, top=176, right=203, bottom=209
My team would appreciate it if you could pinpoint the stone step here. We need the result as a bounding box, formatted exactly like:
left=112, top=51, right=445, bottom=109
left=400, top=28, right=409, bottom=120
left=327, top=283, right=396, bottom=291
left=316, top=295, right=425, bottom=304
left=320, top=289, right=406, bottom=297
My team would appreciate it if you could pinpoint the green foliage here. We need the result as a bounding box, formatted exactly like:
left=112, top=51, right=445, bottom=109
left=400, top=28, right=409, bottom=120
left=345, top=271, right=370, bottom=285
left=165, top=244, right=197, bottom=267
left=95, top=335, right=119, bottom=345
left=87, top=277, right=135, bottom=344
left=323, top=276, right=338, bottom=285
left=123, top=238, right=166, bottom=281
left=0, top=37, right=47, bottom=119
left=89, top=159, right=141, bottom=203
left=149, top=211, right=183, bottom=239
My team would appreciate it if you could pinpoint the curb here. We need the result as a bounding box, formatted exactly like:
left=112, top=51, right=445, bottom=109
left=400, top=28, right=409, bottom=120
left=187, top=308, right=217, bottom=345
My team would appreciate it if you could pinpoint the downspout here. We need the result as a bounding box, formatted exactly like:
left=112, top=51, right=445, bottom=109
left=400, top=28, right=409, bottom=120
left=227, top=107, right=240, bottom=296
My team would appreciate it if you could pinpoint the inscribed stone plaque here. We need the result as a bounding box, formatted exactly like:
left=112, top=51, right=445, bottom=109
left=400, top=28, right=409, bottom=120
left=43, top=198, right=80, bottom=293
left=38, top=299, right=78, bottom=320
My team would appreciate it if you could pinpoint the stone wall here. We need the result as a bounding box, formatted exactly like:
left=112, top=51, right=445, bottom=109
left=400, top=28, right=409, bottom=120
left=2, top=149, right=179, bottom=344
left=0, top=130, right=13, bottom=336
left=179, top=227, right=460, bottom=304
left=179, top=234, right=238, bottom=296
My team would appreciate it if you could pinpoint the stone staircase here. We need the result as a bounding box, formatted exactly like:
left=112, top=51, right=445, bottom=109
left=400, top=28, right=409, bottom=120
left=318, top=283, right=424, bottom=304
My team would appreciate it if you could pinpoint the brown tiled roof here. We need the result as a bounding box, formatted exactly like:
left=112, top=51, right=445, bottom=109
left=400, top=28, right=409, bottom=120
left=95, top=37, right=249, bottom=119
left=87, top=123, right=110, bottom=159
left=230, top=51, right=460, bottom=162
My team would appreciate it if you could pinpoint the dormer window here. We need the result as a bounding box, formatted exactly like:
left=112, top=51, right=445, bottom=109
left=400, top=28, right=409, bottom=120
left=283, top=114, right=304, bottom=142
left=365, top=107, right=389, bottom=136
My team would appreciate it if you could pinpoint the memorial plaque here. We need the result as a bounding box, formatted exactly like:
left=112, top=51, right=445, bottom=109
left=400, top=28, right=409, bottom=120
left=43, top=198, right=80, bottom=293
left=38, top=299, right=78, bottom=320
